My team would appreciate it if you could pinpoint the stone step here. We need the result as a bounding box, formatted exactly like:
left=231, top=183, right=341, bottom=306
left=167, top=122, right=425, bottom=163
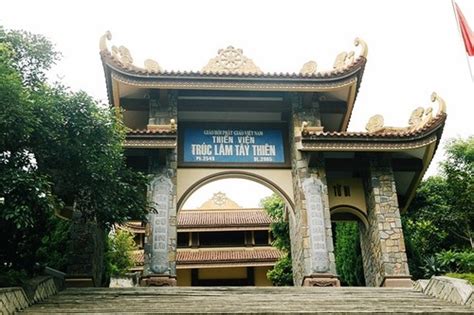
left=21, top=287, right=473, bottom=314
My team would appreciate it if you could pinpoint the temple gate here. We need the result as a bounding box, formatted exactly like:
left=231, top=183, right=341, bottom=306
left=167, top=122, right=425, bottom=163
left=66, top=32, right=447, bottom=287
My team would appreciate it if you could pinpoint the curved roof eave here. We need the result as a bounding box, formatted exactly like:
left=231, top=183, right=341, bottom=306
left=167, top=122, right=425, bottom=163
left=100, top=51, right=367, bottom=106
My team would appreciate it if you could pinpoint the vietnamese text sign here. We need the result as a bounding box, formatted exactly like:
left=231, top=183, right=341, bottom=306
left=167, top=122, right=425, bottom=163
left=182, top=125, right=285, bottom=164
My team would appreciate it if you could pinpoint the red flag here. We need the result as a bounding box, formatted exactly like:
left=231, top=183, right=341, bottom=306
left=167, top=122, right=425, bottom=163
left=455, top=2, right=474, bottom=56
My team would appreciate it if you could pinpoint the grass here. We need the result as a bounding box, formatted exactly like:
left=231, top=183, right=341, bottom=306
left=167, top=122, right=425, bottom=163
left=445, top=273, right=474, bottom=285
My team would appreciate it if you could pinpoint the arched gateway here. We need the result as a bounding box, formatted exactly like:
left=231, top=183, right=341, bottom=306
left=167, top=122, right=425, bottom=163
left=93, top=32, right=446, bottom=287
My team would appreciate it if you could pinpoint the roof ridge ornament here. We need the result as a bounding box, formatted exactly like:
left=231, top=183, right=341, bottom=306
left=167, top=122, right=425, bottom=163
left=99, top=31, right=162, bottom=72
left=431, top=92, right=447, bottom=114
left=299, top=61, right=318, bottom=76
left=202, top=46, right=263, bottom=74
left=112, top=45, right=134, bottom=66
left=365, top=92, right=446, bottom=134
left=99, top=30, right=112, bottom=52
left=354, top=37, right=368, bottom=59
left=333, top=37, right=368, bottom=71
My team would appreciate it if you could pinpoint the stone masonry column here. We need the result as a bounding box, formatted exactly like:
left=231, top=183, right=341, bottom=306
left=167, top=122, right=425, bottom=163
left=141, top=91, right=178, bottom=286
left=289, top=93, right=339, bottom=286
left=359, top=155, right=411, bottom=287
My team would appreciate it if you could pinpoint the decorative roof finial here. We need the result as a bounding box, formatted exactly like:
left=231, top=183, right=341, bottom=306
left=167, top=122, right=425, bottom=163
left=299, top=61, right=318, bottom=76
left=334, top=38, right=368, bottom=70
left=111, top=45, right=134, bottom=67
left=366, top=93, right=445, bottom=134
left=354, top=37, right=368, bottom=58
left=202, top=46, right=262, bottom=74
left=144, top=59, right=162, bottom=72
left=431, top=92, right=447, bottom=114
left=99, top=31, right=112, bottom=52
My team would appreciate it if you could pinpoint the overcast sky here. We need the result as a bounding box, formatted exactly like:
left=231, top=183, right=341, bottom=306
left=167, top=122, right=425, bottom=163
left=2, top=0, right=473, bottom=208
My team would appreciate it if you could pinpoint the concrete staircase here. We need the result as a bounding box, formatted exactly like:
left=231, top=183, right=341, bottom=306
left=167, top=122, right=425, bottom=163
left=21, top=287, right=472, bottom=314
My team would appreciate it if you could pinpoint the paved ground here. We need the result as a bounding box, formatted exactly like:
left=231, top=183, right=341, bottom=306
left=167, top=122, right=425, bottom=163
left=22, top=286, right=472, bottom=314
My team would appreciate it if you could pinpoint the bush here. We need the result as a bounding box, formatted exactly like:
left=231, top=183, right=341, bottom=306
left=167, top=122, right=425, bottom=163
left=421, top=250, right=474, bottom=278
left=105, top=230, right=137, bottom=277
left=436, top=250, right=474, bottom=273
left=267, top=254, right=293, bottom=286
left=0, top=269, right=28, bottom=287
left=421, top=255, right=445, bottom=278
left=261, top=194, right=293, bottom=285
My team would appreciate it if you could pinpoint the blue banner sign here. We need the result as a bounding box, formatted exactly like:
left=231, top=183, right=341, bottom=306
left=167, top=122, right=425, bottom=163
left=182, top=126, right=285, bottom=164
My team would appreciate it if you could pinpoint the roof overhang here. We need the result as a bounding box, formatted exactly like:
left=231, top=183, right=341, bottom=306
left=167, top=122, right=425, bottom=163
left=300, top=112, right=446, bottom=211
left=99, top=34, right=367, bottom=132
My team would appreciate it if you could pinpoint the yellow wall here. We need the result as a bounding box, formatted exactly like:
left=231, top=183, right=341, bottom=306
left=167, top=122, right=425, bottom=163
left=327, top=178, right=367, bottom=214
left=254, top=266, right=273, bottom=286
left=199, top=267, right=247, bottom=280
left=176, top=269, right=191, bottom=286
left=177, top=266, right=274, bottom=286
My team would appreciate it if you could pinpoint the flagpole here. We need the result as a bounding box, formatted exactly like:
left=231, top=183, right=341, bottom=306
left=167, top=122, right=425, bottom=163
left=452, top=0, right=474, bottom=81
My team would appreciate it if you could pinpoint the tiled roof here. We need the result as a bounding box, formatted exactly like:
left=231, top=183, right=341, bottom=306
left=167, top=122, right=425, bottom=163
left=178, top=209, right=273, bottom=228
left=127, top=129, right=177, bottom=135
left=130, top=248, right=282, bottom=266
left=177, top=248, right=281, bottom=265
left=131, top=250, right=144, bottom=266
left=302, top=113, right=446, bottom=140
left=101, top=49, right=366, bottom=80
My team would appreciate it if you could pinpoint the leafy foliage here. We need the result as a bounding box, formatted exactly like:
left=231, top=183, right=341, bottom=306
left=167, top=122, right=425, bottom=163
left=420, top=250, right=474, bottom=278
left=440, top=137, right=474, bottom=248
left=261, top=194, right=293, bottom=285
left=0, top=27, right=60, bottom=87
left=266, top=255, right=293, bottom=286
left=404, top=136, right=473, bottom=279
left=333, top=222, right=365, bottom=286
left=0, top=27, right=149, bottom=279
left=105, top=230, right=138, bottom=277
left=436, top=250, right=474, bottom=274
left=36, top=215, right=71, bottom=271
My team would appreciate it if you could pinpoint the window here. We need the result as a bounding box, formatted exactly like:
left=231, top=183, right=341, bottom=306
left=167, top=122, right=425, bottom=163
left=254, top=231, right=269, bottom=245
left=198, top=231, right=245, bottom=247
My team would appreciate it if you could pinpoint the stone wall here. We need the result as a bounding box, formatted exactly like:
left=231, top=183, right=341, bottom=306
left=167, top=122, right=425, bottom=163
left=142, top=91, right=178, bottom=286
left=289, top=93, right=337, bottom=286
left=360, top=155, right=410, bottom=287
left=0, top=277, right=59, bottom=314
left=417, top=276, right=473, bottom=307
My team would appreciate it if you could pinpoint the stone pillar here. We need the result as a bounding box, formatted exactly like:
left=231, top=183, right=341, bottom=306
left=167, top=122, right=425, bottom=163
left=359, top=155, right=411, bottom=287
left=141, top=91, right=178, bottom=286
left=289, top=93, right=339, bottom=287
left=66, top=211, right=105, bottom=287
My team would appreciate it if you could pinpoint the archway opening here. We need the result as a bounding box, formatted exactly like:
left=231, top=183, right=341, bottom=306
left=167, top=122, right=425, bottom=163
left=177, top=176, right=291, bottom=287
left=331, top=206, right=367, bottom=287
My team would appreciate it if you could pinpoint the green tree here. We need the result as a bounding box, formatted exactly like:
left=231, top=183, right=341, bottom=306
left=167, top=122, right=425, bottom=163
left=403, top=136, right=473, bottom=279
left=333, top=222, right=365, bottom=286
left=0, top=27, right=60, bottom=88
left=0, top=27, right=149, bottom=282
left=261, top=194, right=293, bottom=285
left=105, top=230, right=138, bottom=277
left=441, top=137, right=473, bottom=249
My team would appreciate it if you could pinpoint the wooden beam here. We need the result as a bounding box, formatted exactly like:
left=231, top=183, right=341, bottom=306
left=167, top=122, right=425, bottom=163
left=120, top=98, right=149, bottom=110
left=318, top=157, right=423, bottom=172
left=319, top=101, right=347, bottom=114
left=178, top=99, right=288, bottom=112
left=392, top=158, right=423, bottom=172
